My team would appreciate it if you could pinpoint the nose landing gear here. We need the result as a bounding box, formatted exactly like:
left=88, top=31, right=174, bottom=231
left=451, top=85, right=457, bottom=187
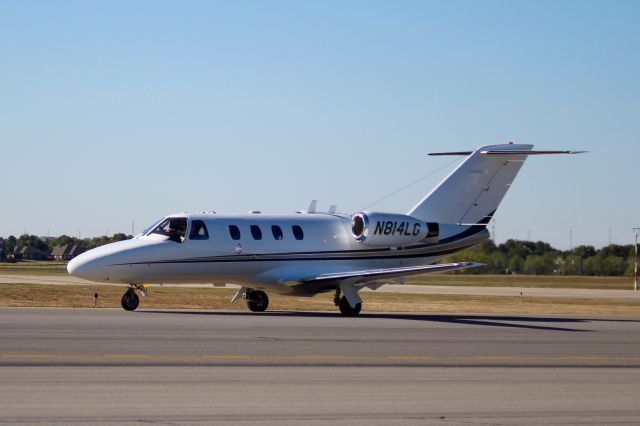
left=121, top=290, right=139, bottom=311
left=120, top=284, right=148, bottom=311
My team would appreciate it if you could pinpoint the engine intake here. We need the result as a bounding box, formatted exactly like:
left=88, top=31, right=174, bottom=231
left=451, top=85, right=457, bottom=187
left=351, top=212, right=439, bottom=247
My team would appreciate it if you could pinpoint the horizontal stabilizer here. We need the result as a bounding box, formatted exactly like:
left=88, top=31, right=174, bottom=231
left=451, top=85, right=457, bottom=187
left=428, top=151, right=473, bottom=156
left=430, top=150, right=585, bottom=156
left=481, top=149, right=586, bottom=155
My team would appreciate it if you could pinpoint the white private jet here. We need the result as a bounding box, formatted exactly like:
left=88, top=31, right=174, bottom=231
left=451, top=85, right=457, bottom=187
left=68, top=143, right=582, bottom=316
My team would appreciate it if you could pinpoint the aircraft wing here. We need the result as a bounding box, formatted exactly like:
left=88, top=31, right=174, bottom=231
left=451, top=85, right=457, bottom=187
left=297, top=261, right=483, bottom=286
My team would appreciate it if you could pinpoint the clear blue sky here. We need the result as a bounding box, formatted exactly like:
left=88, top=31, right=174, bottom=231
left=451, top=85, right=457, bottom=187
left=1, top=0, right=638, bottom=249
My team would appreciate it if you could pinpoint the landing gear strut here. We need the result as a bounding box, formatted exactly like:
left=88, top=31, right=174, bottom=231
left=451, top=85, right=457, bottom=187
left=335, top=284, right=362, bottom=317
left=121, top=290, right=139, bottom=311
left=246, top=289, right=269, bottom=312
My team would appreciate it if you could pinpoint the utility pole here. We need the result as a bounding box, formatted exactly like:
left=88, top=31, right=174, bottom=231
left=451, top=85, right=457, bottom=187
left=633, top=228, right=640, bottom=291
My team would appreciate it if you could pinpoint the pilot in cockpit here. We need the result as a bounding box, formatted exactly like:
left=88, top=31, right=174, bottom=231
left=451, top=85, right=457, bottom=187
left=147, top=217, right=188, bottom=243
left=166, top=219, right=187, bottom=243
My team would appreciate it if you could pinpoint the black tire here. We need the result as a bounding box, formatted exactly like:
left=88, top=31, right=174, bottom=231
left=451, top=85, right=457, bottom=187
left=121, top=290, right=139, bottom=311
left=338, top=296, right=361, bottom=317
left=247, top=290, right=269, bottom=312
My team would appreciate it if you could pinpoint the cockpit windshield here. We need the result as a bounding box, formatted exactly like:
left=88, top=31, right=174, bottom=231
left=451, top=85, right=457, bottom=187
left=147, top=217, right=188, bottom=243
left=138, top=218, right=164, bottom=238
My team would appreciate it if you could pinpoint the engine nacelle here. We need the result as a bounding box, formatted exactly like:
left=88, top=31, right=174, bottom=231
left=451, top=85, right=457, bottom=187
left=351, top=211, right=439, bottom=247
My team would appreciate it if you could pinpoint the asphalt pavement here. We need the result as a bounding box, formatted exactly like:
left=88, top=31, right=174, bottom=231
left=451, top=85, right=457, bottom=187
left=1, top=308, right=640, bottom=424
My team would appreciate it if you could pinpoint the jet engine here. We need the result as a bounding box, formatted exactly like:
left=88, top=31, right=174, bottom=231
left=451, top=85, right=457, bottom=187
left=351, top=212, right=439, bottom=247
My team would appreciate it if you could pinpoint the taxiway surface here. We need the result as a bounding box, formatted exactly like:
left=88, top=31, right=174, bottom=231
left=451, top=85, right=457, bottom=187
left=1, top=308, right=639, bottom=425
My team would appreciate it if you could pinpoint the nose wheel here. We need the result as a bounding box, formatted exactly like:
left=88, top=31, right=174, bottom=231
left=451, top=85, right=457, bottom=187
left=121, top=289, right=140, bottom=311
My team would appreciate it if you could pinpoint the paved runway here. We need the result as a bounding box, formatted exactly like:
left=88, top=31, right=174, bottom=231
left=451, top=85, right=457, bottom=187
left=1, top=308, right=640, bottom=424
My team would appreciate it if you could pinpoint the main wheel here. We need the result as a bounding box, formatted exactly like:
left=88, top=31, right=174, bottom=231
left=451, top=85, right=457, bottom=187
left=338, top=296, right=361, bottom=317
left=247, top=290, right=269, bottom=312
left=121, top=290, right=139, bottom=311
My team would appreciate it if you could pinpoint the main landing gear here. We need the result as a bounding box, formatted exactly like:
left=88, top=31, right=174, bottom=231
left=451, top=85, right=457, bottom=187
left=246, top=289, right=269, bottom=312
left=232, top=288, right=270, bottom=312
left=120, top=284, right=147, bottom=311
left=334, top=286, right=362, bottom=317
left=338, top=296, right=361, bottom=317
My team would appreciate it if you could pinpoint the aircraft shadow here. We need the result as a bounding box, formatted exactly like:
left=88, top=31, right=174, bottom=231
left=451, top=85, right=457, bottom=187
left=138, top=309, right=621, bottom=332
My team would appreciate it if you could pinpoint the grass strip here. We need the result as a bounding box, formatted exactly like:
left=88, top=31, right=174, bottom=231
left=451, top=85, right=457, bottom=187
left=0, top=261, right=69, bottom=276
left=409, top=274, right=633, bottom=289
left=1, top=283, right=638, bottom=316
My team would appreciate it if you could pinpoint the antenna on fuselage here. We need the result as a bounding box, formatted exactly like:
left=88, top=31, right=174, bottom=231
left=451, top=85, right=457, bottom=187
left=298, top=200, right=336, bottom=214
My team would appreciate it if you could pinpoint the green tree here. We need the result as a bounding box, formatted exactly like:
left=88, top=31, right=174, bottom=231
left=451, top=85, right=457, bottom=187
left=561, top=254, right=582, bottom=275
left=506, top=255, right=524, bottom=274
left=16, top=234, right=49, bottom=252
left=489, top=251, right=507, bottom=274
left=600, top=244, right=632, bottom=259
left=573, top=245, right=596, bottom=259
left=523, top=254, right=555, bottom=275
left=48, top=235, right=77, bottom=250
left=624, top=251, right=637, bottom=277
left=5, top=236, right=17, bottom=255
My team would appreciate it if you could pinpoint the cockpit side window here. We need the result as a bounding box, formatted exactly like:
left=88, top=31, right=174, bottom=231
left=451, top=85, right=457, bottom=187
left=189, top=220, right=209, bottom=240
left=149, top=218, right=188, bottom=243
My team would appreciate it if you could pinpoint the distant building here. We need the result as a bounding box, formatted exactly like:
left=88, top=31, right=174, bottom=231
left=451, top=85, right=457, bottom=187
left=13, top=246, right=50, bottom=261
left=51, top=243, right=85, bottom=261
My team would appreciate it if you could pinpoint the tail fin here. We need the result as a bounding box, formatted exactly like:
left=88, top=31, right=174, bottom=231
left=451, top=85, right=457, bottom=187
left=408, top=144, right=583, bottom=224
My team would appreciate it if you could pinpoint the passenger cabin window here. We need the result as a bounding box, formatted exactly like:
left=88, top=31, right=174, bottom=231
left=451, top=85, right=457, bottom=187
left=250, top=225, right=262, bottom=240
left=229, top=225, right=241, bottom=240
left=271, top=225, right=283, bottom=240
left=189, top=220, right=209, bottom=240
left=149, top=218, right=188, bottom=243
left=292, top=225, right=304, bottom=240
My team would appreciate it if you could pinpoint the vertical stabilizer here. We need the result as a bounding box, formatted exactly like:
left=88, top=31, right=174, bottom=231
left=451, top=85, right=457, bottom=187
left=408, top=144, right=533, bottom=224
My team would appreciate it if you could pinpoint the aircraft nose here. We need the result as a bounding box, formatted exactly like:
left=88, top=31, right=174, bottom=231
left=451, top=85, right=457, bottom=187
left=67, top=253, right=108, bottom=281
left=67, top=238, right=159, bottom=284
left=67, top=255, right=92, bottom=279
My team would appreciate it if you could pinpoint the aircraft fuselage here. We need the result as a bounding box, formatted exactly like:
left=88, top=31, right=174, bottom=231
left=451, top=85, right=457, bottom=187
left=68, top=213, right=487, bottom=294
